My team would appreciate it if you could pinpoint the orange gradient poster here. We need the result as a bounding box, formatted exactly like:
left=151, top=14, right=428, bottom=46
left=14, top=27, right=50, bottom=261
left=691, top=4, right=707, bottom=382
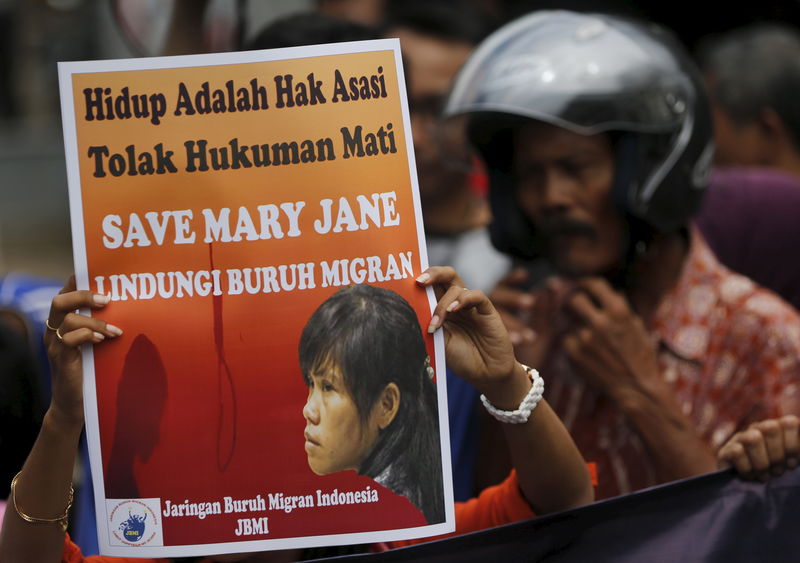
left=58, top=40, right=453, bottom=558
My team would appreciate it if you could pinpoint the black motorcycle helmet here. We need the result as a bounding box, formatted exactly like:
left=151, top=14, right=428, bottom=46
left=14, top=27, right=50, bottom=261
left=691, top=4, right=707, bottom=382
left=443, top=11, right=714, bottom=261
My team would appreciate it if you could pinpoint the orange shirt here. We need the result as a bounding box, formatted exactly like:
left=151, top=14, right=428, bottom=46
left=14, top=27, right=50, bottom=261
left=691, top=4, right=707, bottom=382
left=381, top=470, right=533, bottom=550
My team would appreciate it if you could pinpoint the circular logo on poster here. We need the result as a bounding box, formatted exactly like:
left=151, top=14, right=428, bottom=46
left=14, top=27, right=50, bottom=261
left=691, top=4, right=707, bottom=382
left=120, top=510, right=147, bottom=542
left=109, top=499, right=159, bottom=546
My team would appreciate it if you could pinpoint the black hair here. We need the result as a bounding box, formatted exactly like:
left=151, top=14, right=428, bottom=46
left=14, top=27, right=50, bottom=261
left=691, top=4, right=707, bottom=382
left=299, top=285, right=444, bottom=524
left=383, top=0, right=497, bottom=45
left=698, top=23, right=800, bottom=151
left=0, top=313, right=43, bottom=498
left=245, top=11, right=378, bottom=51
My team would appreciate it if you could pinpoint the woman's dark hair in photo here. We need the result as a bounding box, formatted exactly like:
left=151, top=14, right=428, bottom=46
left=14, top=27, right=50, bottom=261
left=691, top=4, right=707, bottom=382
left=299, top=284, right=444, bottom=524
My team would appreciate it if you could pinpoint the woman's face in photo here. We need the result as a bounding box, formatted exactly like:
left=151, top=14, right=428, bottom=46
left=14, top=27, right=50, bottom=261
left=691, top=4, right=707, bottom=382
left=302, top=363, right=380, bottom=475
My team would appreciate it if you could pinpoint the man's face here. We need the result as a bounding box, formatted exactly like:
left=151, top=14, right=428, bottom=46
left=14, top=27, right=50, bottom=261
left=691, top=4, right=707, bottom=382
left=389, top=27, right=473, bottom=200
left=512, top=122, right=625, bottom=277
left=710, top=103, right=763, bottom=167
left=302, top=363, right=379, bottom=475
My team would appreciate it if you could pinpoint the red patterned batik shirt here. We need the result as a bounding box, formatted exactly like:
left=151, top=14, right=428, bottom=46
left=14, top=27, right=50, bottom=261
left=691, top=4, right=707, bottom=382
left=545, top=230, right=800, bottom=499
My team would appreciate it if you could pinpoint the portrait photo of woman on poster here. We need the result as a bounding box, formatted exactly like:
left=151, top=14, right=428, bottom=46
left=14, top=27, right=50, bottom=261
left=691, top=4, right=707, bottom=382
left=299, top=284, right=445, bottom=525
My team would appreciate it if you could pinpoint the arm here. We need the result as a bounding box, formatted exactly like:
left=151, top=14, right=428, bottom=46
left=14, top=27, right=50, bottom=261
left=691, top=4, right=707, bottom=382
left=0, top=278, right=121, bottom=563
left=418, top=267, right=593, bottom=514
left=562, top=278, right=717, bottom=482
left=718, top=415, right=800, bottom=480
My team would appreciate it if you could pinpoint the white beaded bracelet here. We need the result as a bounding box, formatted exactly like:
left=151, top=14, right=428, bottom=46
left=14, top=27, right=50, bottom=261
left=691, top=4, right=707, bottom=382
left=480, top=364, right=544, bottom=424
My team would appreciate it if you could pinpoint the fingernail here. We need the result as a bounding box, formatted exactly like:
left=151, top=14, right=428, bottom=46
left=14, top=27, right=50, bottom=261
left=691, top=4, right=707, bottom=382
left=446, top=301, right=459, bottom=312
left=522, top=328, right=536, bottom=342
left=106, top=324, right=123, bottom=336
left=427, top=314, right=440, bottom=333
left=93, top=294, right=110, bottom=305
left=93, top=331, right=105, bottom=341
left=416, top=272, right=431, bottom=284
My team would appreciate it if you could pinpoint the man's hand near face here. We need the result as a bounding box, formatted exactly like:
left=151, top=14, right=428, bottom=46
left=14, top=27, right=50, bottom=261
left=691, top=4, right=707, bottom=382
left=489, top=268, right=569, bottom=368
left=562, top=277, right=717, bottom=482
left=562, top=278, right=662, bottom=400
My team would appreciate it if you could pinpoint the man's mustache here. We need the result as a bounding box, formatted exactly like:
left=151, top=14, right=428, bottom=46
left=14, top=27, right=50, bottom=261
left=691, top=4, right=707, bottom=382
left=536, top=217, right=597, bottom=240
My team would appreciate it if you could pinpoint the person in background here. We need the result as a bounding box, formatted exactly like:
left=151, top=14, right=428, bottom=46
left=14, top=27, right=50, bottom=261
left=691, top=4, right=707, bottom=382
left=317, top=0, right=386, bottom=27
left=246, top=11, right=377, bottom=52
left=699, top=23, right=800, bottom=176
left=0, top=273, right=60, bottom=529
left=383, top=2, right=511, bottom=295
left=0, top=307, right=44, bottom=527
left=694, top=24, right=800, bottom=309
left=443, top=10, right=800, bottom=500
left=380, top=4, right=512, bottom=501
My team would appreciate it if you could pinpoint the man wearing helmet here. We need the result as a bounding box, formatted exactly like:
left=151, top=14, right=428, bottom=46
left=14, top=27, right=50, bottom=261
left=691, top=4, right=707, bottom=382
left=445, top=11, right=800, bottom=499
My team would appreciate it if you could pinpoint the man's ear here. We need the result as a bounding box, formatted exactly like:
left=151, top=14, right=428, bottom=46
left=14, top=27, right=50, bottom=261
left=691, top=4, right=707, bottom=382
left=756, top=107, right=790, bottom=163
left=374, top=383, right=401, bottom=430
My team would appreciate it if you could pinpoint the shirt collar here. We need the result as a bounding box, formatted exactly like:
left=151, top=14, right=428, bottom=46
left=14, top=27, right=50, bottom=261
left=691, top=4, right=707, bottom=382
left=650, top=228, right=727, bottom=362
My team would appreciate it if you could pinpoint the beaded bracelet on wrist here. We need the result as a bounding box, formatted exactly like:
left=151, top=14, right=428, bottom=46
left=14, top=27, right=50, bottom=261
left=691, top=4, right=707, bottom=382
left=480, top=364, right=544, bottom=424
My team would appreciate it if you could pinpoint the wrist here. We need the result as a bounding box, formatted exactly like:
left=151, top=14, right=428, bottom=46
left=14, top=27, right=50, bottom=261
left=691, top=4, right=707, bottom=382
left=612, top=383, right=657, bottom=415
left=613, top=378, right=688, bottom=431
left=480, top=362, right=532, bottom=410
left=610, top=370, right=668, bottom=413
left=46, top=403, right=85, bottom=435
left=481, top=364, right=544, bottom=424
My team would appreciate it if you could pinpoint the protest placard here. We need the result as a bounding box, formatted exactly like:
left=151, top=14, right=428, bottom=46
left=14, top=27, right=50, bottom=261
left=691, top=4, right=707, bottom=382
left=58, top=39, right=453, bottom=558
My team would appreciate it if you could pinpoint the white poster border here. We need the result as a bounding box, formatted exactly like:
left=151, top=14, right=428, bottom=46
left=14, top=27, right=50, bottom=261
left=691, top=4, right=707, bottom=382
left=58, top=38, right=455, bottom=558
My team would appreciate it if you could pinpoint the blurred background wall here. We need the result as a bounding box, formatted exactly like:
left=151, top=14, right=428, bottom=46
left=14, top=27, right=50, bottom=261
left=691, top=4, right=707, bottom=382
left=0, top=0, right=798, bottom=280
